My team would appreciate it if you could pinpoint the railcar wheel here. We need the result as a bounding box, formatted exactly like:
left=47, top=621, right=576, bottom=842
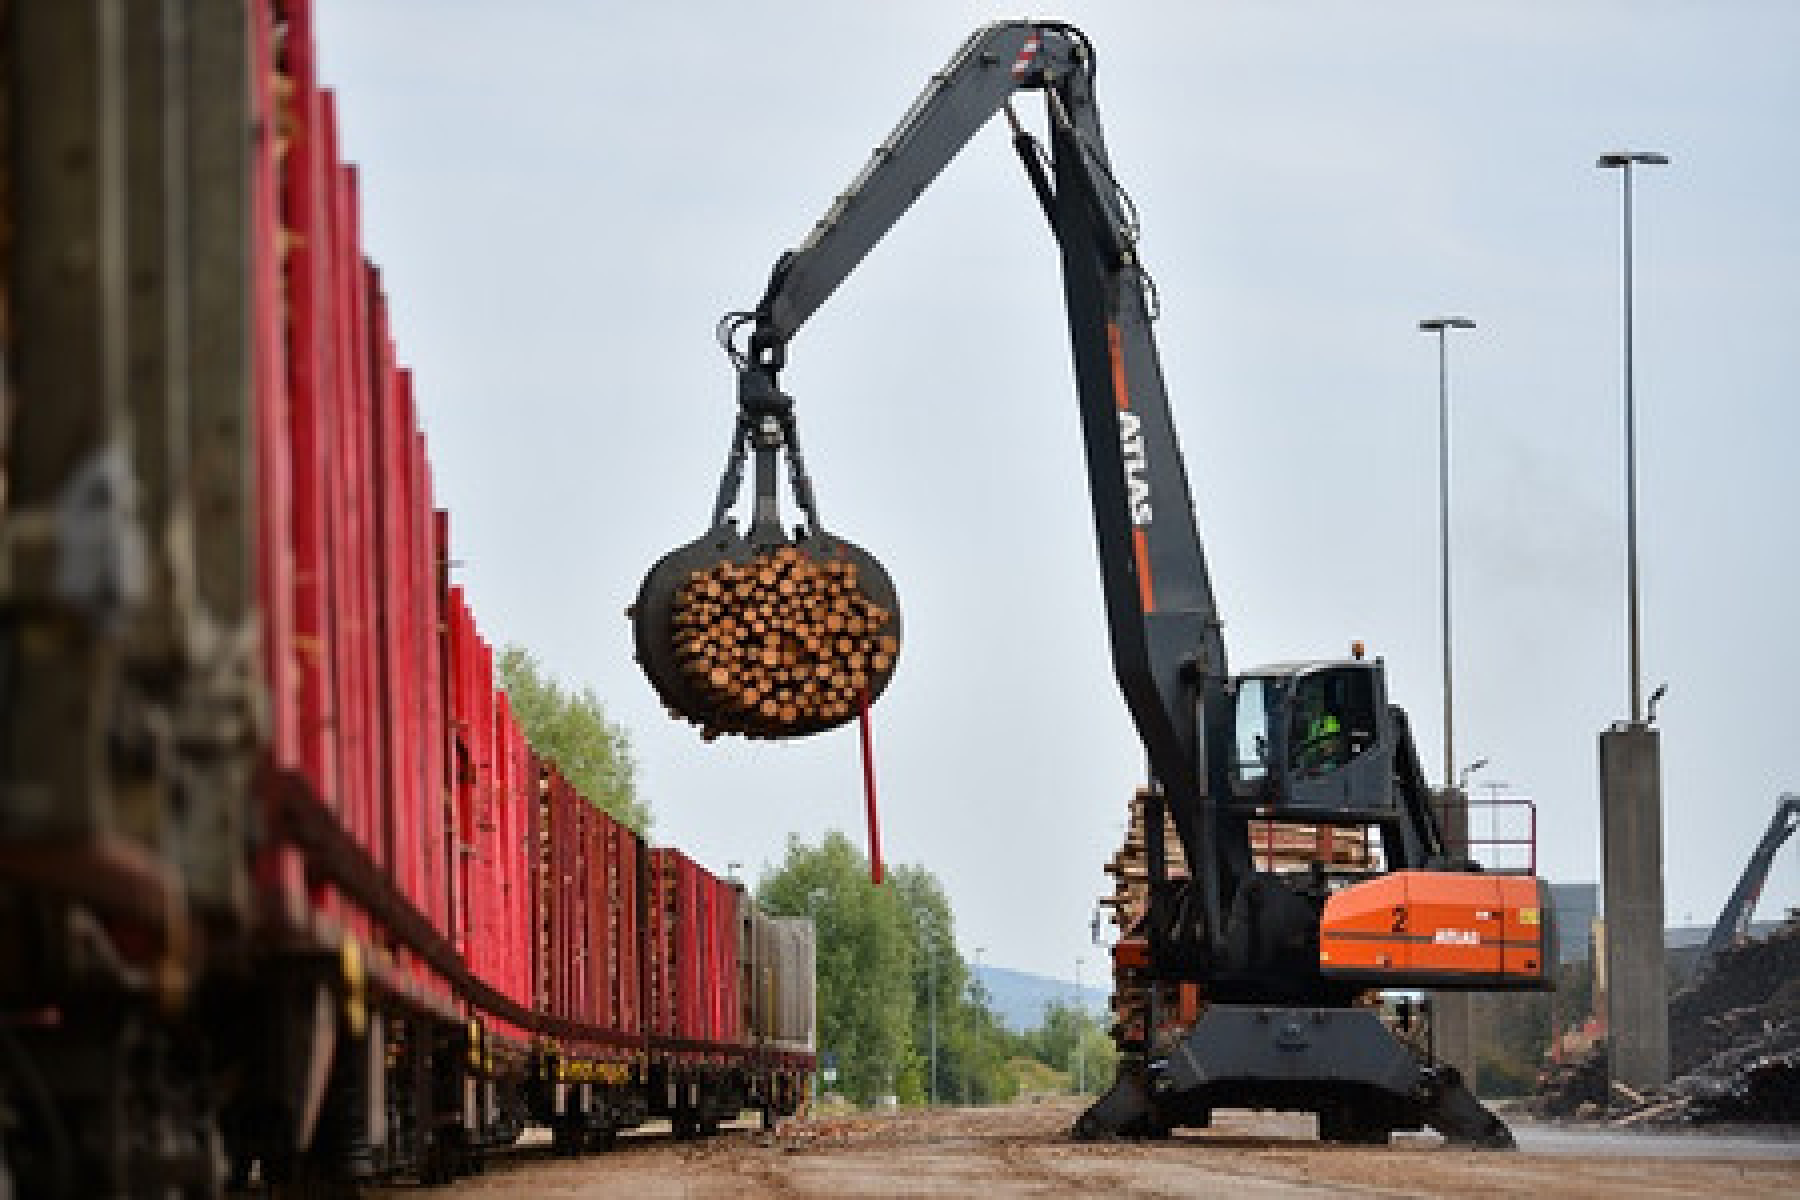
left=418, top=1134, right=456, bottom=1187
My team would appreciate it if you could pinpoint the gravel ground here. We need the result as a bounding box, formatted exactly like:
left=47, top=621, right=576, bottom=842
left=376, top=1099, right=1800, bottom=1198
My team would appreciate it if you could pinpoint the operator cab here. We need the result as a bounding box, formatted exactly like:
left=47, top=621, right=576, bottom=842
left=1226, top=660, right=1399, bottom=821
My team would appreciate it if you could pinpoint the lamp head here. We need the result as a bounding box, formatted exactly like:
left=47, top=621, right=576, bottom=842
left=1597, top=151, right=1670, bottom=169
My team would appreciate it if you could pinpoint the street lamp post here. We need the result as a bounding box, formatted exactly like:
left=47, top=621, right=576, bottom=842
left=1074, top=956, right=1086, bottom=1096
left=1417, top=315, right=1479, bottom=1086
left=1596, top=150, right=1669, bottom=724
left=1417, top=316, right=1476, bottom=790
left=970, top=946, right=986, bottom=1106
left=806, top=888, right=827, bottom=1109
left=1597, top=147, right=1672, bottom=1096
left=1458, top=757, right=1489, bottom=796
left=917, top=910, right=938, bottom=1106
left=928, top=943, right=937, bottom=1105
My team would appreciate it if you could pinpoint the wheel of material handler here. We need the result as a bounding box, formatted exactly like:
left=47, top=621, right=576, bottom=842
left=632, top=523, right=901, bottom=741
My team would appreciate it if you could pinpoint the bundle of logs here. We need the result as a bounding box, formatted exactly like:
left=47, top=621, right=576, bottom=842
left=664, top=546, right=898, bottom=740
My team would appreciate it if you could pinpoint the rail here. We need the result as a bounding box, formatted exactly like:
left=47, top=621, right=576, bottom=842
left=1436, top=790, right=1538, bottom=875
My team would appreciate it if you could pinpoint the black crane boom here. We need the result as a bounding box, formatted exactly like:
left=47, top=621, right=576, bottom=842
left=1700, top=792, right=1800, bottom=968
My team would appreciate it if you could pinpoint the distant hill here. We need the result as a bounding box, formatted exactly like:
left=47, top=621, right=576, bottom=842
left=974, top=963, right=1108, bottom=1033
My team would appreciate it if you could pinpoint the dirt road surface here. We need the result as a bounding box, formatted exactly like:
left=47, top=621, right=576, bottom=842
left=383, top=1099, right=1800, bottom=1198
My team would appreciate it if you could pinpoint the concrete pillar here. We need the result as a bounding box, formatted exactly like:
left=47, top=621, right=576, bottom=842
left=1433, top=987, right=1476, bottom=1085
left=1431, top=788, right=1477, bottom=1084
left=1599, top=723, right=1668, bottom=1092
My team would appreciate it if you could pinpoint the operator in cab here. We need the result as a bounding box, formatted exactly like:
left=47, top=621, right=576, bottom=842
left=1294, top=683, right=1346, bottom=773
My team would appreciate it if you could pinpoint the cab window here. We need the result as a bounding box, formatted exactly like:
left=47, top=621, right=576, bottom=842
left=1233, top=676, right=1274, bottom=782
left=1288, top=668, right=1376, bottom=775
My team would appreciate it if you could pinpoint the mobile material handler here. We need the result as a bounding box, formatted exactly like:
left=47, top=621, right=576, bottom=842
left=633, top=21, right=1553, bottom=1145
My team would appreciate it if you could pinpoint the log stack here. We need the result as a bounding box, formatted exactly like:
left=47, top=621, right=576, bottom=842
left=1101, top=792, right=1370, bottom=931
left=1099, top=789, right=1186, bottom=946
left=1100, top=789, right=1372, bottom=1050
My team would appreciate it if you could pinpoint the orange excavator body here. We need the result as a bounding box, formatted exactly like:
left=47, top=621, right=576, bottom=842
left=1319, top=870, right=1553, bottom=990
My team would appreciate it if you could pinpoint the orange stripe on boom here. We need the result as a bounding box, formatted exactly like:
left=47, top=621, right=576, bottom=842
left=1133, top=529, right=1155, bottom=614
left=1107, top=322, right=1129, bottom=410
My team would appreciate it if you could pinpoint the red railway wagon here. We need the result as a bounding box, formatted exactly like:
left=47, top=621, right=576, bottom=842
left=448, top=590, right=539, bottom=1041
left=539, top=763, right=643, bottom=1050
left=0, top=3, right=815, bottom=1193
left=259, top=0, right=461, bottom=1026
left=530, top=762, right=654, bottom=1141
left=649, top=847, right=744, bottom=1046
left=643, top=849, right=761, bottom=1135
left=496, top=699, right=537, bottom=1030
left=710, top=874, right=745, bottom=1046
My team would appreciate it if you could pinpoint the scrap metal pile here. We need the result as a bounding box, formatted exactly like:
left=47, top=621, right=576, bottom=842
left=1535, top=914, right=1800, bottom=1124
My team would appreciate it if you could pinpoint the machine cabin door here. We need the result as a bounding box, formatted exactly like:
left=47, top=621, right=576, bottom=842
left=1230, top=663, right=1400, bottom=822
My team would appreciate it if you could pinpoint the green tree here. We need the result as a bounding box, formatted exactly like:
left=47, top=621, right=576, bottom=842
left=757, top=835, right=1020, bottom=1109
left=1073, top=1021, right=1117, bottom=1096
left=1026, top=999, right=1083, bottom=1072
left=891, top=865, right=964, bottom=1105
left=1022, top=998, right=1117, bottom=1096
left=954, top=983, right=1019, bottom=1106
left=758, top=832, right=915, bottom=1105
left=496, top=644, right=647, bottom=834
left=887, top=863, right=1016, bottom=1106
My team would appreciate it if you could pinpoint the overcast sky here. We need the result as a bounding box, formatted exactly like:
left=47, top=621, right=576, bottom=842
left=312, top=1, right=1799, bottom=981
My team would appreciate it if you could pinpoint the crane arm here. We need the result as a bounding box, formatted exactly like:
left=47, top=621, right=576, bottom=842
left=1701, top=792, right=1800, bottom=965
left=744, top=23, right=1066, bottom=363
left=727, top=21, right=1238, bottom=941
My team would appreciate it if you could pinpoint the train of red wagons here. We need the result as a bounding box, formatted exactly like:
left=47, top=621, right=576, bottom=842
left=0, top=1, right=814, bottom=1193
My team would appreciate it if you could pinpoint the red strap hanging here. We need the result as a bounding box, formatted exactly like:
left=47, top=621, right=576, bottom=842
left=858, top=690, right=884, bottom=885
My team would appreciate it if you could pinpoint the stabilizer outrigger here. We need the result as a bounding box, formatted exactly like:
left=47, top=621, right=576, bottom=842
left=1075, top=1005, right=1513, bottom=1148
